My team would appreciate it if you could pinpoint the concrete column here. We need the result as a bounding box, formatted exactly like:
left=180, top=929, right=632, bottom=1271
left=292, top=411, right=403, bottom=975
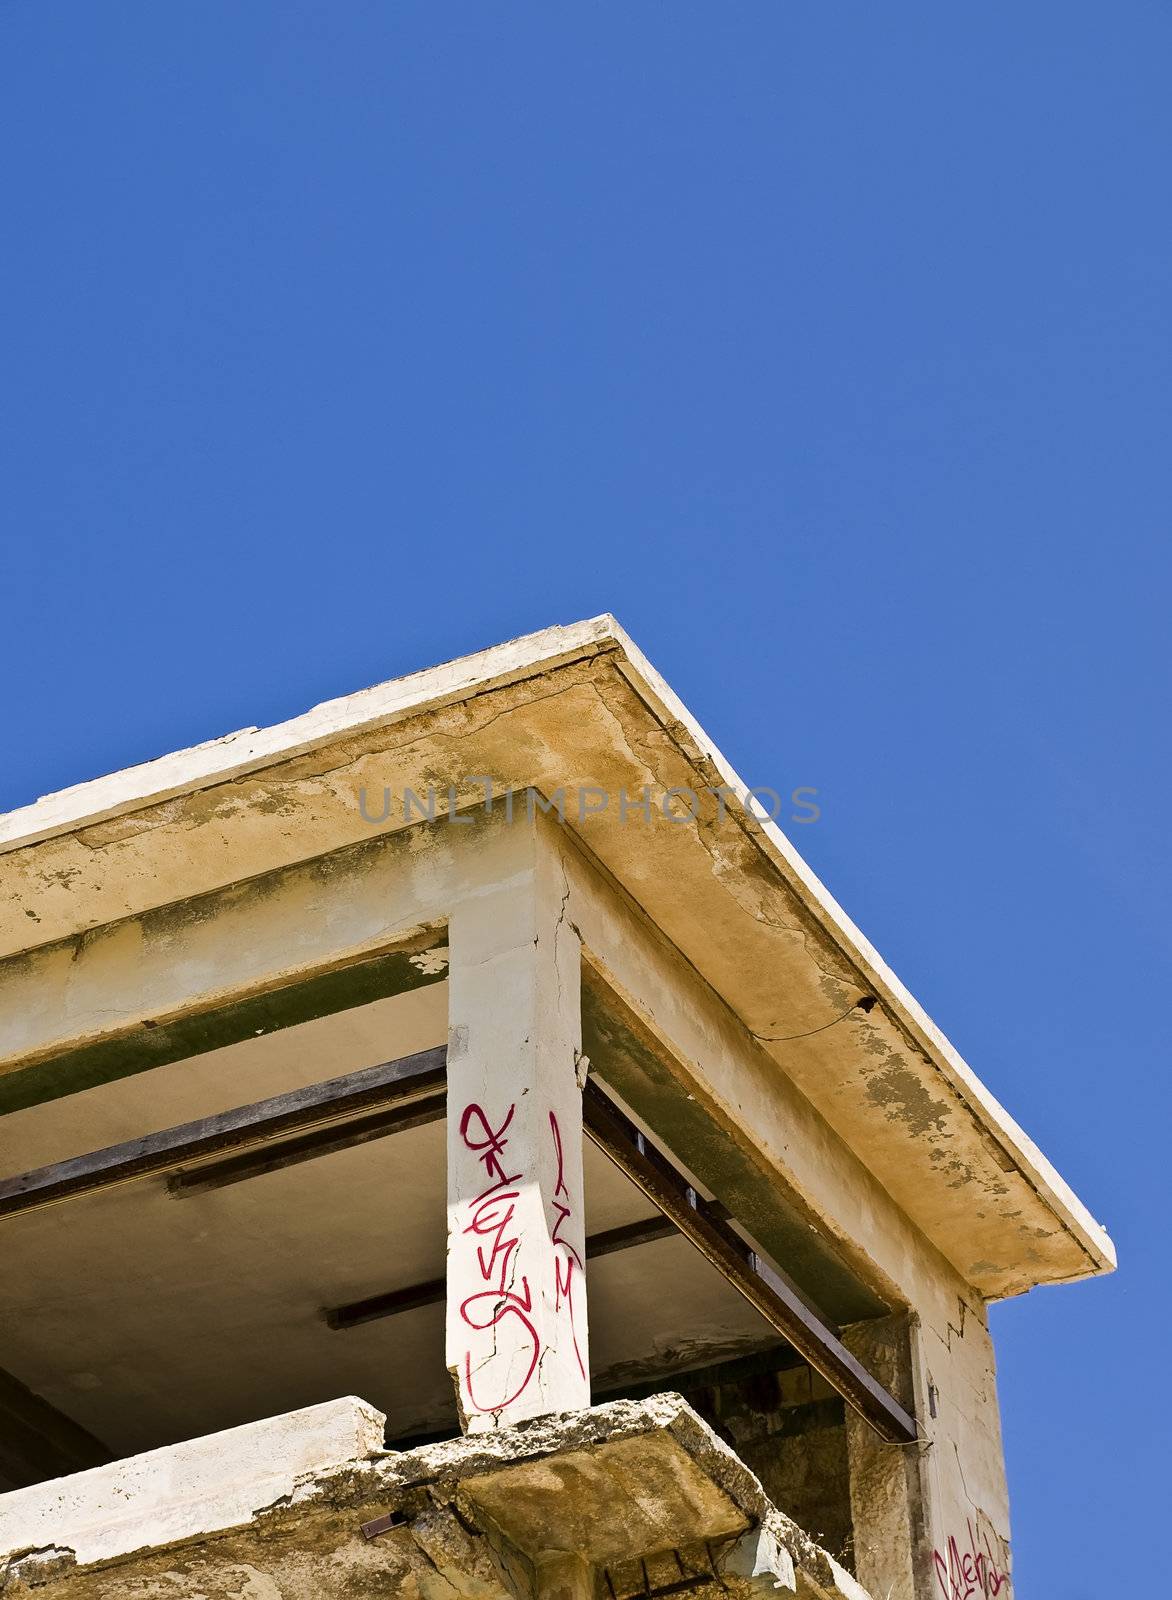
left=446, top=828, right=590, bottom=1432
left=844, top=1314, right=931, bottom=1600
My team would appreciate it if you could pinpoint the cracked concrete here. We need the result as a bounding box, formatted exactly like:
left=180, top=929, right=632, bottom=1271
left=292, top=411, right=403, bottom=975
left=0, top=619, right=1112, bottom=1305
left=0, top=1397, right=873, bottom=1600
left=0, top=617, right=1111, bottom=1599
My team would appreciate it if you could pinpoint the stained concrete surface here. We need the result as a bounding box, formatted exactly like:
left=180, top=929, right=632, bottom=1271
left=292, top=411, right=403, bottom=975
left=0, top=1394, right=871, bottom=1600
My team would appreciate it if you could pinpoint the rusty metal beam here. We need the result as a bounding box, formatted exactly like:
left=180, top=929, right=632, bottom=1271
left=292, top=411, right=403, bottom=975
left=324, top=1212, right=684, bottom=1330
left=581, top=1079, right=918, bottom=1446
left=0, top=1036, right=916, bottom=1449
left=0, top=1045, right=447, bottom=1220
left=167, top=1092, right=446, bottom=1196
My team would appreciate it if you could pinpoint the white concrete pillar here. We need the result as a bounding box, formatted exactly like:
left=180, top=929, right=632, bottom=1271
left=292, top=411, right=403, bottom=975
left=445, top=827, right=590, bottom=1432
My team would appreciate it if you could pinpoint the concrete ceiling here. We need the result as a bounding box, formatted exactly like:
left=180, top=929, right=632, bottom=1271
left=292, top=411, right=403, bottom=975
left=0, top=991, right=779, bottom=1459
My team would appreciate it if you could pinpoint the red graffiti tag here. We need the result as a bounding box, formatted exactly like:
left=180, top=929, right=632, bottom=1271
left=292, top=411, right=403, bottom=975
left=932, top=1520, right=1010, bottom=1600
left=457, top=1102, right=540, bottom=1415
left=549, top=1109, right=586, bottom=1380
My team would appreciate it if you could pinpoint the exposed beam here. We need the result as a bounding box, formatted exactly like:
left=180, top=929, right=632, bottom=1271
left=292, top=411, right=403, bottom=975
left=167, top=1092, right=446, bottom=1195
left=327, top=1274, right=444, bottom=1329
left=0, top=1367, right=113, bottom=1489
left=581, top=972, right=887, bottom=1325
left=579, top=1210, right=689, bottom=1259
left=0, top=1029, right=916, bottom=1449
left=0, top=932, right=450, bottom=1119
left=325, top=1212, right=683, bottom=1330
left=581, top=1079, right=918, bottom=1446
left=0, top=1045, right=446, bottom=1220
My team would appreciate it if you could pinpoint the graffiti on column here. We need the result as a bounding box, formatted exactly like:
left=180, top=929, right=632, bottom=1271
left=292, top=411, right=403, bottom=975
left=548, top=1109, right=586, bottom=1380
left=456, top=1101, right=540, bottom=1415
left=932, top=1520, right=1010, bottom=1599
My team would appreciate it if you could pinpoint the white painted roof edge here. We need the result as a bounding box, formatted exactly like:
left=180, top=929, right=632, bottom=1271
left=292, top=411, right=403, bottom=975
left=607, top=622, right=1116, bottom=1282
left=0, top=613, right=1115, bottom=1278
left=0, top=615, right=621, bottom=853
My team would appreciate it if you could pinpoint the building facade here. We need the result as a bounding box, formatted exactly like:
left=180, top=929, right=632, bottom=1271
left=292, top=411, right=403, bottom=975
left=0, top=618, right=1113, bottom=1599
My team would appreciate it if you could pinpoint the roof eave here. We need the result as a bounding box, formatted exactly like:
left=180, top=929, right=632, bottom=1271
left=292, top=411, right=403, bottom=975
left=0, top=614, right=1116, bottom=1290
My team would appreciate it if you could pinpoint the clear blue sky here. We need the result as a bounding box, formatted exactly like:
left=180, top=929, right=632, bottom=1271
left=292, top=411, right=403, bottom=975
left=2, top=5, right=1167, bottom=1591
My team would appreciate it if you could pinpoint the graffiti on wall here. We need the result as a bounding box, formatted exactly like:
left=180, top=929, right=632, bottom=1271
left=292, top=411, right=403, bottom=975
left=454, top=1100, right=586, bottom=1415
left=932, top=1520, right=1010, bottom=1599
left=455, top=1100, right=539, bottom=1415
left=548, top=1108, right=586, bottom=1380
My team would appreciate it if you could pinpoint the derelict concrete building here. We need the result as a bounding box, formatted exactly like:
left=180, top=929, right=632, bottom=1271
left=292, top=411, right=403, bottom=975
left=0, top=617, right=1113, bottom=1599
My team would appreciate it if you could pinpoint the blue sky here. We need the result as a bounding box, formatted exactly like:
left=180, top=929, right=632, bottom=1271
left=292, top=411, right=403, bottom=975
left=2, top=5, right=1168, bottom=1591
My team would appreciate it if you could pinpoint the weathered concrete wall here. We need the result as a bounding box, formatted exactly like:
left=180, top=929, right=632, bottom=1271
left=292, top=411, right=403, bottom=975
left=0, top=619, right=1113, bottom=1302
left=843, top=1316, right=930, bottom=1599
left=554, top=823, right=1013, bottom=1599
left=0, top=824, right=460, bottom=1094
left=0, top=810, right=1015, bottom=1595
left=0, top=1395, right=871, bottom=1600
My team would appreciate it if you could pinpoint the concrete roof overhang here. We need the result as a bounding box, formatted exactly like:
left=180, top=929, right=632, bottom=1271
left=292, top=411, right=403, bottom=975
left=0, top=616, right=1115, bottom=1299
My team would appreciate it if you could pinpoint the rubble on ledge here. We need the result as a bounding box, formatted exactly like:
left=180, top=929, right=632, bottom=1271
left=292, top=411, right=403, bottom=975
left=0, top=1394, right=871, bottom=1600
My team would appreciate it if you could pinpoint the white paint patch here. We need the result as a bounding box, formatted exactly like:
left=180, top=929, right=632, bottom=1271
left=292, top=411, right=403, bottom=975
left=0, top=1397, right=386, bottom=1573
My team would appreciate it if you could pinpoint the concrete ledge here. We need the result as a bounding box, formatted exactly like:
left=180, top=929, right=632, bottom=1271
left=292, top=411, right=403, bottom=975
left=0, top=1395, right=385, bottom=1570
left=374, top=1394, right=871, bottom=1600
left=0, top=1395, right=871, bottom=1600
